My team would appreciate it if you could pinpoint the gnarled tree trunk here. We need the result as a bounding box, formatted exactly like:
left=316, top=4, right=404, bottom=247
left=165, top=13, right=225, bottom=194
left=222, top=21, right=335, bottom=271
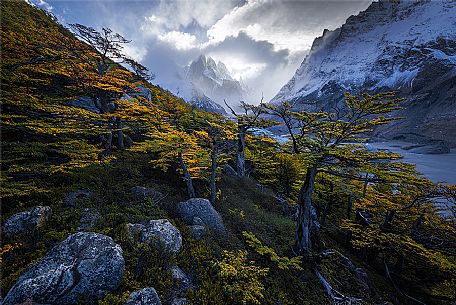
left=236, top=126, right=246, bottom=177
left=116, top=117, right=124, bottom=150
left=178, top=151, right=196, bottom=198
left=296, top=164, right=318, bottom=255
left=97, top=89, right=110, bottom=114
left=210, top=148, right=217, bottom=204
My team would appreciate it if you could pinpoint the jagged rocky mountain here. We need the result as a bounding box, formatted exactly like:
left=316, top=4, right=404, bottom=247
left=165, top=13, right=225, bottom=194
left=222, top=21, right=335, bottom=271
left=271, top=0, right=456, bottom=146
left=183, top=55, right=247, bottom=114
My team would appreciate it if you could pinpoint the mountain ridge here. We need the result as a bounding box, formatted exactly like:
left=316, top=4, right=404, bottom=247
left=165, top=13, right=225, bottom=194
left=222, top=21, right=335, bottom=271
left=183, top=55, right=247, bottom=114
left=271, top=0, right=456, bottom=146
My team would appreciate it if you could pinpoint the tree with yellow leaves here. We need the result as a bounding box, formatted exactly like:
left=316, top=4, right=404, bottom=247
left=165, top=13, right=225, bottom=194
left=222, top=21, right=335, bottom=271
left=224, top=99, right=277, bottom=177
left=200, top=117, right=236, bottom=203
left=275, top=92, right=403, bottom=255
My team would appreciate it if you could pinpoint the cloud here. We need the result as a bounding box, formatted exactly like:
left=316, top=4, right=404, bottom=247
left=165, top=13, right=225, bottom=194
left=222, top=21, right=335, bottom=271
left=141, top=0, right=240, bottom=33
left=158, top=31, right=198, bottom=51
left=27, top=0, right=53, bottom=11
left=207, top=0, right=372, bottom=55
left=42, top=0, right=373, bottom=102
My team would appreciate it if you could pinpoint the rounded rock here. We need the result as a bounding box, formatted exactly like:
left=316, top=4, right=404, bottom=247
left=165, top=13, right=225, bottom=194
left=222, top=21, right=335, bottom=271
left=125, top=287, right=162, bottom=305
left=3, top=232, right=125, bottom=305
left=2, top=206, right=52, bottom=238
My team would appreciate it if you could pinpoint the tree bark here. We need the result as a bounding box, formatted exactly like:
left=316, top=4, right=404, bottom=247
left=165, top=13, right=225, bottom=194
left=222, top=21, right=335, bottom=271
left=382, top=209, right=396, bottom=229
left=236, top=126, right=246, bottom=177
left=362, top=172, right=369, bottom=197
left=97, top=89, right=110, bottom=114
left=116, top=117, right=124, bottom=150
left=99, top=118, right=114, bottom=159
left=347, top=195, right=353, bottom=219
left=210, top=148, right=217, bottom=204
left=321, top=182, right=334, bottom=226
left=296, top=164, right=318, bottom=255
left=178, top=151, right=196, bottom=198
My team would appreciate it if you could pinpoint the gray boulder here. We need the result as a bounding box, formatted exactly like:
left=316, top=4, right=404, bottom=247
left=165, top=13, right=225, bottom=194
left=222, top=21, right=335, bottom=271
left=126, top=219, right=182, bottom=254
left=130, top=186, right=164, bottom=202
left=2, top=206, right=52, bottom=238
left=63, top=189, right=93, bottom=207
left=65, top=96, right=100, bottom=113
left=76, top=208, right=101, bottom=232
left=187, top=225, right=206, bottom=241
left=176, top=198, right=225, bottom=233
left=171, top=265, right=191, bottom=290
left=3, top=232, right=124, bottom=305
left=125, top=287, right=161, bottom=305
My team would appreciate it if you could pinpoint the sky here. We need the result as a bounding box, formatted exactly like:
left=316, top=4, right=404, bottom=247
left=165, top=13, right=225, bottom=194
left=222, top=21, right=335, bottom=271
left=29, top=0, right=373, bottom=104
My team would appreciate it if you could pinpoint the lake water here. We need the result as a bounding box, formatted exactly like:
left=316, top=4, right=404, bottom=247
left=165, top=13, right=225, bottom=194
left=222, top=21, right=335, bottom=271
left=370, top=141, right=456, bottom=185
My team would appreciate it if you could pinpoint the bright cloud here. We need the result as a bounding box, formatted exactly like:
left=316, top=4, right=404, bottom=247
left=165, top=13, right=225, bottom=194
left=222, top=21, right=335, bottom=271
left=158, top=31, right=199, bottom=51
left=39, top=0, right=373, bottom=103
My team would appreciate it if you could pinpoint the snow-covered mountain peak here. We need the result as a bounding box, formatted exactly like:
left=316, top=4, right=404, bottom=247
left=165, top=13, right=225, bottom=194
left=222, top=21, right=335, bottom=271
left=271, top=0, right=456, bottom=145
left=183, top=55, right=248, bottom=113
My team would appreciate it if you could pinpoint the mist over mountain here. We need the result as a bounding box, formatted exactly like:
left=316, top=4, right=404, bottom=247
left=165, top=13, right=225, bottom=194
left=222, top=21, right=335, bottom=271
left=181, top=55, right=248, bottom=113
left=272, top=0, right=456, bottom=146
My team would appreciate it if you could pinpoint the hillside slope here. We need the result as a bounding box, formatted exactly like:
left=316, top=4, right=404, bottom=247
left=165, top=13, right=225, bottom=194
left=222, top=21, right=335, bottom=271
left=1, top=2, right=455, bottom=305
left=272, top=0, right=456, bottom=146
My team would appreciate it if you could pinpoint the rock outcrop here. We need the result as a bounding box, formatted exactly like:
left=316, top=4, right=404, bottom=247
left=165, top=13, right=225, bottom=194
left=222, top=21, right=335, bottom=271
left=65, top=96, right=100, bottom=114
left=126, top=219, right=182, bottom=254
left=176, top=198, right=225, bottom=233
left=3, top=232, right=124, bottom=305
left=2, top=206, right=52, bottom=238
left=125, top=287, right=162, bottom=305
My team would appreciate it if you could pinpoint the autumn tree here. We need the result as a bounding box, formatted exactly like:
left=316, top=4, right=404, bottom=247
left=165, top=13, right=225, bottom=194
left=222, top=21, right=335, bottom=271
left=340, top=174, right=456, bottom=303
left=68, top=24, right=152, bottom=112
left=275, top=92, right=402, bottom=255
left=263, top=102, right=302, bottom=154
left=224, top=99, right=276, bottom=177
left=200, top=118, right=236, bottom=204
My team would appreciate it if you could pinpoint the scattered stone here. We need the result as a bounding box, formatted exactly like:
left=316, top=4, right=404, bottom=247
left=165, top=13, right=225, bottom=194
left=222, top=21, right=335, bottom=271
left=2, top=232, right=125, bottom=305
left=126, top=219, right=182, bottom=254
left=171, top=265, right=191, bottom=289
left=171, top=298, right=190, bottom=305
left=187, top=225, right=206, bottom=240
left=63, top=189, right=93, bottom=207
left=130, top=186, right=164, bottom=202
left=76, top=208, right=101, bottom=231
left=176, top=198, right=225, bottom=234
left=125, top=287, right=161, bottom=305
left=2, top=206, right=52, bottom=238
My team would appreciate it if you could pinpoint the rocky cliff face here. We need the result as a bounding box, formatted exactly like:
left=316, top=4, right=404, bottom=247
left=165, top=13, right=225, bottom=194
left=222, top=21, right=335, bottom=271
left=184, top=55, right=247, bottom=114
left=271, top=0, right=456, bottom=146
